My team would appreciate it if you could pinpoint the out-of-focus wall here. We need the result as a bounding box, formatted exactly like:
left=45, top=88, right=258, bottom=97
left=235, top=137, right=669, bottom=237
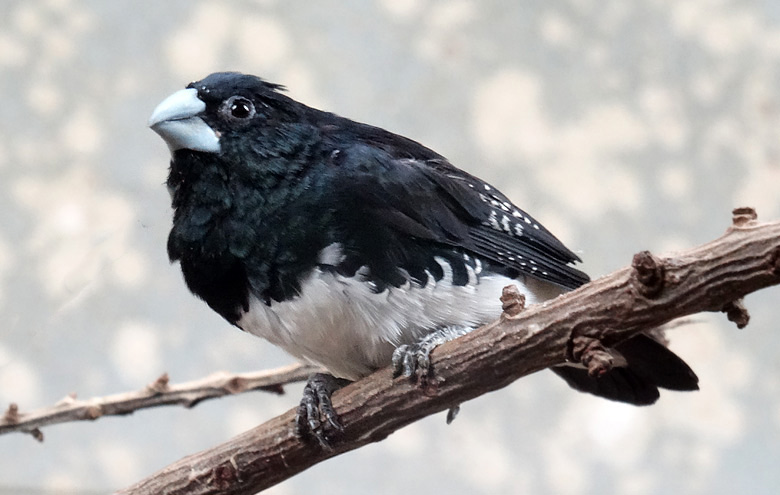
left=1, top=1, right=779, bottom=493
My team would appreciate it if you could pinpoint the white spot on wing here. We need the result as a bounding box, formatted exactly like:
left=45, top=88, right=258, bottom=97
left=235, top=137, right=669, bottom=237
left=488, top=211, right=501, bottom=230
left=501, top=215, right=511, bottom=232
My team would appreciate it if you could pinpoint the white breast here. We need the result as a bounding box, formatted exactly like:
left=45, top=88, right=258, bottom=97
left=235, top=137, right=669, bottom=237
left=236, top=250, right=563, bottom=380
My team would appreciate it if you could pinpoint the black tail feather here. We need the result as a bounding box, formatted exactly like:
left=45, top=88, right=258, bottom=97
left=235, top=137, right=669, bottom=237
left=552, top=334, right=699, bottom=406
left=615, top=334, right=699, bottom=391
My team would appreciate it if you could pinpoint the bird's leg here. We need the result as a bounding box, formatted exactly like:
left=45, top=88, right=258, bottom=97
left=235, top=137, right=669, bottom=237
left=295, top=372, right=351, bottom=449
left=392, top=325, right=474, bottom=379
left=392, top=326, right=473, bottom=424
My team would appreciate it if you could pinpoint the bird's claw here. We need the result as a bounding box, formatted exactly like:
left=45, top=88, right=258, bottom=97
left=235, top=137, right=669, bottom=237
left=392, top=326, right=473, bottom=380
left=295, top=373, right=349, bottom=449
left=392, top=342, right=435, bottom=379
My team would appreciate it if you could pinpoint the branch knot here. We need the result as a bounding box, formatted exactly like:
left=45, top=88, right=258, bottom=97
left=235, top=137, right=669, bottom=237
left=147, top=373, right=170, bottom=394
left=570, top=335, right=614, bottom=377
left=722, top=299, right=750, bottom=329
left=631, top=250, right=665, bottom=298
left=732, top=206, right=758, bottom=227
left=4, top=403, right=19, bottom=424
left=500, top=285, right=525, bottom=318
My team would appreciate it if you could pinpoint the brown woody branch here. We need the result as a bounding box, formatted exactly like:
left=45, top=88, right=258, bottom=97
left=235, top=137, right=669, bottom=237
left=0, top=363, right=320, bottom=440
left=115, top=208, right=780, bottom=495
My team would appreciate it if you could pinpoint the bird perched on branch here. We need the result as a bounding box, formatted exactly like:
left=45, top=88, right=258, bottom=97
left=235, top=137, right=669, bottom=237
left=149, top=72, right=698, bottom=447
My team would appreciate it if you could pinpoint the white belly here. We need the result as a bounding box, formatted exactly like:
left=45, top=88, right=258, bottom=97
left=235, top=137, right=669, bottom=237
left=236, top=257, right=563, bottom=380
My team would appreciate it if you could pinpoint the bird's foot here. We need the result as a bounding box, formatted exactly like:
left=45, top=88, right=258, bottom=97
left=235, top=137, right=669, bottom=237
left=392, top=326, right=473, bottom=380
left=295, top=373, right=350, bottom=449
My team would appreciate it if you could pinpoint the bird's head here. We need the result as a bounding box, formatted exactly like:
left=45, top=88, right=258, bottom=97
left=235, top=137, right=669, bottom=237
left=148, top=72, right=292, bottom=156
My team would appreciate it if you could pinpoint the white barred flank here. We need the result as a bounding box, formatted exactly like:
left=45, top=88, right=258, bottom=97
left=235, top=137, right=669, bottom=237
left=237, top=246, right=564, bottom=380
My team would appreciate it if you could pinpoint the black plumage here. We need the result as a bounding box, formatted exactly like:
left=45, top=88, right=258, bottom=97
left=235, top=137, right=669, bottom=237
left=150, top=72, right=698, bottom=443
left=165, top=73, right=588, bottom=313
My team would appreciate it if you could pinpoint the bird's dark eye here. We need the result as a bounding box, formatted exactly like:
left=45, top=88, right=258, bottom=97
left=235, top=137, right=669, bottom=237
left=222, top=96, right=255, bottom=120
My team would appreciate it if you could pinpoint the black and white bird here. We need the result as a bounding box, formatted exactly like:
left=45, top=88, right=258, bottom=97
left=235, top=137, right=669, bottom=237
left=149, top=72, right=698, bottom=445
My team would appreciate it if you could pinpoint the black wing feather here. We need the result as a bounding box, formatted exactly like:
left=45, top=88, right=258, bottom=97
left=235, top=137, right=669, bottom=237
left=329, top=142, right=588, bottom=289
left=418, top=160, right=588, bottom=289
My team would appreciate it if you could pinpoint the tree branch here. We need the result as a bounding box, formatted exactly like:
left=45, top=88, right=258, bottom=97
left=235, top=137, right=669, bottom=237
left=0, top=363, right=320, bottom=440
left=115, top=208, right=779, bottom=494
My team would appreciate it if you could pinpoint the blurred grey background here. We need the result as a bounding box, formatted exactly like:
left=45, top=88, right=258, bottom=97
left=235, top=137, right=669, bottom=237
left=2, top=0, right=780, bottom=494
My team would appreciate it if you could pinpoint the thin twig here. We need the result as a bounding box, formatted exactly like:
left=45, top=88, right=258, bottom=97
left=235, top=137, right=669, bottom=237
left=0, top=363, right=321, bottom=440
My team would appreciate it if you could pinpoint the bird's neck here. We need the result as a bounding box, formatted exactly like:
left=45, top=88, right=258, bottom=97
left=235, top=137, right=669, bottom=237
left=165, top=149, right=334, bottom=318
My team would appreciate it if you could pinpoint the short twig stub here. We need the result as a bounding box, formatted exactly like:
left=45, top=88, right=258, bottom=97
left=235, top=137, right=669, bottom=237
left=732, top=207, right=758, bottom=227
left=631, top=250, right=665, bottom=298
left=147, top=373, right=170, bottom=393
left=3, top=403, right=19, bottom=423
left=570, top=335, right=614, bottom=377
left=500, top=285, right=526, bottom=317
left=722, top=299, right=750, bottom=329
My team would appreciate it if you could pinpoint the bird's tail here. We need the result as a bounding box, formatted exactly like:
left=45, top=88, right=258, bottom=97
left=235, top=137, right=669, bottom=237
left=551, top=333, right=699, bottom=405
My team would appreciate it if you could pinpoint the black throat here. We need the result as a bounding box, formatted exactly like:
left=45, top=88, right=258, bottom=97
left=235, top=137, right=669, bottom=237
left=165, top=147, right=330, bottom=324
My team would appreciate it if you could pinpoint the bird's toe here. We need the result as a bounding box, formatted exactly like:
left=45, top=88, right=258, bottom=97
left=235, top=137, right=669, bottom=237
left=294, top=373, right=349, bottom=449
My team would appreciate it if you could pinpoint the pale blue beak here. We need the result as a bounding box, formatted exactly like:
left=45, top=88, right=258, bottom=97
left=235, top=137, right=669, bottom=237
left=149, top=88, right=220, bottom=153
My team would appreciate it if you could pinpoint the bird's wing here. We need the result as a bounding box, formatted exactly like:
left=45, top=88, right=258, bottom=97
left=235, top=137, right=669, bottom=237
left=327, top=144, right=589, bottom=290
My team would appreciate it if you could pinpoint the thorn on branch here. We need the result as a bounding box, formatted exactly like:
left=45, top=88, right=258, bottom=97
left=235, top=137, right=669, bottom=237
left=4, top=403, right=19, bottom=423
left=732, top=206, right=758, bottom=227
left=570, top=335, right=614, bottom=377
left=147, top=373, right=170, bottom=394
left=722, top=299, right=750, bottom=329
left=631, top=250, right=665, bottom=298
left=500, top=285, right=526, bottom=318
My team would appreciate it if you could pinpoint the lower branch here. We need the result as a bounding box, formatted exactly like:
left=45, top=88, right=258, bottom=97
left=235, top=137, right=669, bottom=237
left=0, top=363, right=320, bottom=440
left=118, top=210, right=780, bottom=495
